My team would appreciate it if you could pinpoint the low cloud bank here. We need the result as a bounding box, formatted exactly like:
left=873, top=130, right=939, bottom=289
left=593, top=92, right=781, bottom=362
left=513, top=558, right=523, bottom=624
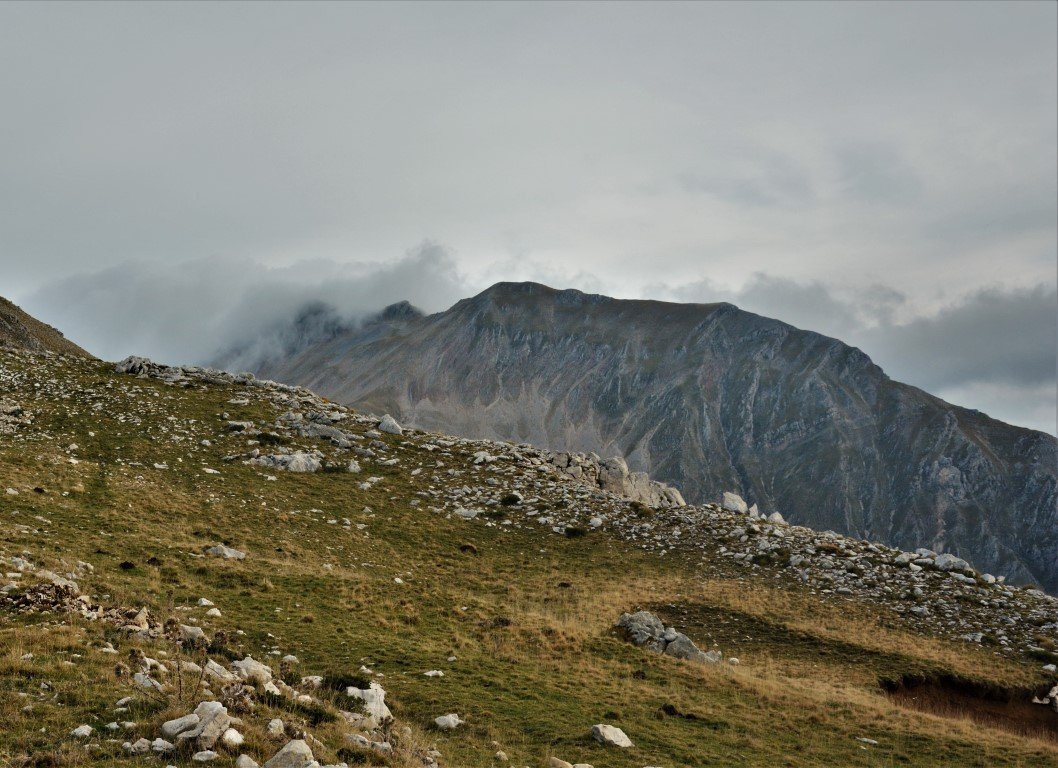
left=22, top=255, right=1056, bottom=435
left=23, top=243, right=471, bottom=368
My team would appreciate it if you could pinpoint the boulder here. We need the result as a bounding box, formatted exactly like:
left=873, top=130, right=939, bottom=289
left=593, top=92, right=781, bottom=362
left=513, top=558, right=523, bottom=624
left=722, top=492, right=748, bottom=514
left=434, top=713, right=464, bottom=730
left=934, top=553, right=972, bottom=573
left=347, top=681, right=393, bottom=729
left=262, top=739, right=315, bottom=768
left=177, top=701, right=231, bottom=750
left=591, top=723, right=633, bottom=748
left=662, top=633, right=710, bottom=663
left=233, top=656, right=273, bottom=686
left=161, top=713, right=200, bottom=738
left=249, top=452, right=321, bottom=473
left=617, top=611, right=665, bottom=649
left=205, top=545, right=246, bottom=560
left=377, top=414, right=403, bottom=435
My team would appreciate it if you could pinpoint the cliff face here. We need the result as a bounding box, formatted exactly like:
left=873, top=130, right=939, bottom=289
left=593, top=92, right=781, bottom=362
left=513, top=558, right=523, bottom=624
left=244, top=282, right=1058, bottom=592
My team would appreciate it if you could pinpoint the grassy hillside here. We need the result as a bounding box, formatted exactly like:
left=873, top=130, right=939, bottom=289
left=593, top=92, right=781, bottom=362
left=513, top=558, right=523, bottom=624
left=0, top=349, right=1055, bottom=768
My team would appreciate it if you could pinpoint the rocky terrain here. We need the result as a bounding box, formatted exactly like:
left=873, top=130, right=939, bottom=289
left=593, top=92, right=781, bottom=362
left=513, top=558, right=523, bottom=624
left=0, top=295, right=92, bottom=358
left=1, top=342, right=1056, bottom=766
left=233, top=282, right=1058, bottom=593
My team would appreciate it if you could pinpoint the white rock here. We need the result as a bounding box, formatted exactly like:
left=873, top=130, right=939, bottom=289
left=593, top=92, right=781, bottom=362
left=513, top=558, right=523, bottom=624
left=347, top=681, right=392, bottom=729
left=377, top=414, right=403, bottom=435
left=205, top=544, right=246, bottom=560
left=126, top=738, right=152, bottom=754
left=221, top=728, right=245, bottom=748
left=236, top=756, right=260, bottom=768
left=722, top=492, right=748, bottom=514
left=233, top=655, right=273, bottom=685
left=434, top=713, right=464, bottom=730
left=152, top=738, right=176, bottom=753
left=161, top=713, right=200, bottom=738
left=192, top=751, right=218, bottom=762
left=71, top=724, right=92, bottom=738
left=262, top=739, right=315, bottom=768
left=591, top=723, right=633, bottom=748
left=133, top=671, right=164, bottom=692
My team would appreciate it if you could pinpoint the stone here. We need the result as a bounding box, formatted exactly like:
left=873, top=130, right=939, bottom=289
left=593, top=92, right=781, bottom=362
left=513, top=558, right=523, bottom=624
left=233, top=656, right=273, bottom=685
left=662, top=633, right=709, bottom=663
left=205, top=545, right=246, bottom=560
left=262, top=739, right=315, bottom=768
left=236, top=756, right=260, bottom=768
left=127, top=738, right=152, bottom=754
left=722, top=492, right=748, bottom=514
left=934, top=553, right=971, bottom=573
left=221, top=728, right=244, bottom=748
left=151, top=738, right=176, bottom=753
left=71, top=724, right=92, bottom=738
left=377, top=414, right=403, bottom=435
left=616, top=611, right=665, bottom=647
left=133, top=672, right=164, bottom=692
left=767, top=512, right=786, bottom=525
left=177, top=701, right=232, bottom=750
left=346, top=681, right=392, bottom=729
left=249, top=452, right=322, bottom=473
left=591, top=723, right=633, bottom=748
left=434, top=713, right=464, bottom=730
left=548, top=759, right=574, bottom=768
left=205, top=659, right=236, bottom=682
left=267, top=718, right=285, bottom=737
left=161, top=713, right=200, bottom=738
left=192, top=751, right=218, bottom=762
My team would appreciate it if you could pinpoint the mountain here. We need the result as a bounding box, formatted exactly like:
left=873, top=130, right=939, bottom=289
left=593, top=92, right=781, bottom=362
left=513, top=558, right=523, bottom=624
left=2, top=344, right=1056, bottom=767
left=233, top=281, right=1058, bottom=593
left=0, top=295, right=92, bottom=357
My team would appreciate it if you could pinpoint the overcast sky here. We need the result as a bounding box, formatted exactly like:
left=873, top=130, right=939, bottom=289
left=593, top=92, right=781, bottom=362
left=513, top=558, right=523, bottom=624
left=1, top=2, right=1055, bottom=434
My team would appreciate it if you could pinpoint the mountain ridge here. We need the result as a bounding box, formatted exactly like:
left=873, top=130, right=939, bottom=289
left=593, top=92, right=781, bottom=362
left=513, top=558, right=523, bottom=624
left=0, top=295, right=93, bottom=358
left=232, top=281, right=1058, bottom=593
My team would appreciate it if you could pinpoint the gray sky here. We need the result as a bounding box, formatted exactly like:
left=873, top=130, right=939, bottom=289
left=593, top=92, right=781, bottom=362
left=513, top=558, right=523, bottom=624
left=2, top=2, right=1055, bottom=433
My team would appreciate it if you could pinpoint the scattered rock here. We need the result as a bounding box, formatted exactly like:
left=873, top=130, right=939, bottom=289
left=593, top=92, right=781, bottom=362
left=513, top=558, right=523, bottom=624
left=434, top=713, right=464, bottom=730
left=205, top=545, right=246, bottom=560
left=591, top=723, right=633, bottom=748
left=262, top=739, right=315, bottom=768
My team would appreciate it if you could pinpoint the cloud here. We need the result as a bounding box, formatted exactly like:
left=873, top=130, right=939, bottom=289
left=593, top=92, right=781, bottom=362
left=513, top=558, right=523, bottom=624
left=859, top=285, right=1058, bottom=390
left=23, top=243, right=471, bottom=367
left=652, top=275, right=1057, bottom=434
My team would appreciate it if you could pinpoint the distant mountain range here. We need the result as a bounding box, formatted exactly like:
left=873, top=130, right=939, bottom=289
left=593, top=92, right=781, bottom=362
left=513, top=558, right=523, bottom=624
left=216, top=282, right=1058, bottom=592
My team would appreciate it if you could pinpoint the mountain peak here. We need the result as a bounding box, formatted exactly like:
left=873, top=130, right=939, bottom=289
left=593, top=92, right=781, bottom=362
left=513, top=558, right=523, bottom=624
left=372, top=300, right=425, bottom=323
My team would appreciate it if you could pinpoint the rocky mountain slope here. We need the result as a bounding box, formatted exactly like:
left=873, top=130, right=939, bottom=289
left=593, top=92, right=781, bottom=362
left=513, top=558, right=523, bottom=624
left=1, top=345, right=1057, bottom=767
left=0, top=295, right=92, bottom=357
left=235, top=282, right=1058, bottom=594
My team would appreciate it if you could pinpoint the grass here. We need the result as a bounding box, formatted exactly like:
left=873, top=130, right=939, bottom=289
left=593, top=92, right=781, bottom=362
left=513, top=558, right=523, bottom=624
left=0, top=349, right=1055, bottom=767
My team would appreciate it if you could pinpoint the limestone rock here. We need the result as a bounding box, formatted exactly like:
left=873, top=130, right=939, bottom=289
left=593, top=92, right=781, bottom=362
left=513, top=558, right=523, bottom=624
left=722, top=492, right=748, bottom=514
left=591, top=723, right=633, bottom=748
left=262, top=739, right=315, bottom=768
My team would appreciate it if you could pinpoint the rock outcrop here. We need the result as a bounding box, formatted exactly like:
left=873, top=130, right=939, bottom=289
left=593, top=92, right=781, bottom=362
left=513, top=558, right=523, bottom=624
left=0, top=296, right=92, bottom=358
